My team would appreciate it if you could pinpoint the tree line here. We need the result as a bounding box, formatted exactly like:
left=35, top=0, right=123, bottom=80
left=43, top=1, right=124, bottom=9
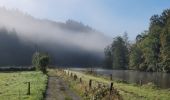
left=104, top=9, right=170, bottom=72
left=0, top=28, right=102, bottom=67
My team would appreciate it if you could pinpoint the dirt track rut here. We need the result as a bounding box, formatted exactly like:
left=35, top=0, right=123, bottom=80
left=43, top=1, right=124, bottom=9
left=45, top=76, right=81, bottom=100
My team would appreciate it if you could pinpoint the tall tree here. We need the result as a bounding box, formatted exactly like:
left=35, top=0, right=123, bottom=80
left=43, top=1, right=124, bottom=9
left=32, top=52, right=50, bottom=74
left=129, top=9, right=170, bottom=72
left=104, top=46, right=113, bottom=69
left=129, top=44, right=143, bottom=70
left=111, top=36, right=128, bottom=69
left=159, top=9, right=170, bottom=72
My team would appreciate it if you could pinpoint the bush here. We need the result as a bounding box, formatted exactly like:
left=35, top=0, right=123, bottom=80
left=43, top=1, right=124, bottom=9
left=32, top=52, right=49, bottom=74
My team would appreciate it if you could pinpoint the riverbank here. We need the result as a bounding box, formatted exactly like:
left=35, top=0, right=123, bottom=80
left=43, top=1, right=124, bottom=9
left=48, top=69, right=122, bottom=100
left=70, top=68, right=170, bottom=88
left=61, top=69, right=170, bottom=100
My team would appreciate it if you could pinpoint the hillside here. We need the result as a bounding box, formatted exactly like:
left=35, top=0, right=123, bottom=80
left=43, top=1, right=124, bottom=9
left=0, top=8, right=111, bottom=66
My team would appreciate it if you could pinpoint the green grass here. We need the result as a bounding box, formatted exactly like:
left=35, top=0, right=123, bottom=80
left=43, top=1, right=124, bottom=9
left=0, top=71, right=47, bottom=100
left=65, top=70, right=170, bottom=100
left=49, top=69, right=122, bottom=99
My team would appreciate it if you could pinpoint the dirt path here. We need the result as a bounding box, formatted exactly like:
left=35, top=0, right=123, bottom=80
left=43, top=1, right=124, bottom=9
left=45, top=76, right=81, bottom=100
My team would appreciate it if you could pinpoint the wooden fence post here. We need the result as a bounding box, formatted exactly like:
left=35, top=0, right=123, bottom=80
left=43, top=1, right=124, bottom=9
left=80, top=77, right=82, bottom=83
left=74, top=74, right=77, bottom=81
left=89, top=79, right=92, bottom=89
left=27, top=82, right=30, bottom=95
left=110, top=82, right=113, bottom=94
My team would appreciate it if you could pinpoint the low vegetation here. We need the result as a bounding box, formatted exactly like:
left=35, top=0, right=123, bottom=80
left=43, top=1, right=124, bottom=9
left=0, top=71, right=47, bottom=100
left=58, top=69, right=170, bottom=100
left=48, top=69, right=122, bottom=100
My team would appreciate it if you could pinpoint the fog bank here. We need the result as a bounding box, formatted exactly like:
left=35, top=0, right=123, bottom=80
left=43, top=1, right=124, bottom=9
left=0, top=8, right=112, bottom=66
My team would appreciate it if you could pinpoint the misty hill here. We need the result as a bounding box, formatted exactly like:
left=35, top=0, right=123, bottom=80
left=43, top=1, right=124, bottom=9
left=49, top=19, right=93, bottom=33
left=0, top=8, right=111, bottom=67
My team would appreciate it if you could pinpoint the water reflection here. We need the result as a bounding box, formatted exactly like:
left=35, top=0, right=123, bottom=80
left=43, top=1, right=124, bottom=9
left=70, top=68, right=170, bottom=88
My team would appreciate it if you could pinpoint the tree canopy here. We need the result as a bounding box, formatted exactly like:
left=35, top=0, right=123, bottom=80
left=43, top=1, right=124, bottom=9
left=104, top=35, right=129, bottom=69
left=105, top=9, right=170, bottom=72
left=32, top=52, right=50, bottom=74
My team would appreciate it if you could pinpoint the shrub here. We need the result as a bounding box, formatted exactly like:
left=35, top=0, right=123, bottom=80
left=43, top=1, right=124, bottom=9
left=32, top=52, right=49, bottom=74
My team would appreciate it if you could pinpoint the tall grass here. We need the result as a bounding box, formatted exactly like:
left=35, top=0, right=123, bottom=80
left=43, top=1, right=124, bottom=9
left=64, top=70, right=170, bottom=100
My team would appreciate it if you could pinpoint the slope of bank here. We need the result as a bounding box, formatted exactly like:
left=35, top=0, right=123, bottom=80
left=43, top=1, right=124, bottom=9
left=62, top=69, right=170, bottom=100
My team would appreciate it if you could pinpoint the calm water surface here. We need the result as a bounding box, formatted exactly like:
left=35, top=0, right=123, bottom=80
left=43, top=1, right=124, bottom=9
left=70, top=68, right=170, bottom=88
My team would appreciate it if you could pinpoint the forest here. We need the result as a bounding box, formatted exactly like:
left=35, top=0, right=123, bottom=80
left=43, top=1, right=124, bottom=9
left=104, top=9, right=170, bottom=72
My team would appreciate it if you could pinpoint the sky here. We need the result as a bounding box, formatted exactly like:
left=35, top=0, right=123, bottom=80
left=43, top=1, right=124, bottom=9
left=0, top=0, right=170, bottom=40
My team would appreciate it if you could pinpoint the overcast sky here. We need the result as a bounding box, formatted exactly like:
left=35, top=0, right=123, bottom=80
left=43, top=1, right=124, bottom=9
left=0, top=0, right=170, bottom=40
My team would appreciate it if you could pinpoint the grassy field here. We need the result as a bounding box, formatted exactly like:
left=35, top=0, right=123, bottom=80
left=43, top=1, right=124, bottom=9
left=58, top=69, right=170, bottom=100
left=0, top=71, right=47, bottom=100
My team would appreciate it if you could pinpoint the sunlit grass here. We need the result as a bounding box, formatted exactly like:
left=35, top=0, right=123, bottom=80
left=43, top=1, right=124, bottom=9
left=64, top=70, right=170, bottom=100
left=0, top=71, right=47, bottom=100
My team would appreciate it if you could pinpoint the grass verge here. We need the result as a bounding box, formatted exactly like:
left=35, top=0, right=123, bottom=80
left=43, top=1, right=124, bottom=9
left=0, top=71, right=47, bottom=100
left=64, top=69, right=170, bottom=100
left=47, top=69, right=170, bottom=100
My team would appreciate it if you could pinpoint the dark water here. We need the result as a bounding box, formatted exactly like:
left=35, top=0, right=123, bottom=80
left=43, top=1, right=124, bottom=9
left=70, top=68, right=170, bottom=89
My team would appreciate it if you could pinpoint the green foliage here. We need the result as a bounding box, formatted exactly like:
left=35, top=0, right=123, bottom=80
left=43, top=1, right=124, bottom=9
left=105, top=8, right=170, bottom=72
left=32, top=52, right=40, bottom=70
left=139, top=35, right=160, bottom=71
left=104, top=46, right=113, bottom=69
left=160, top=27, right=170, bottom=72
left=112, top=37, right=128, bottom=69
left=129, top=45, right=143, bottom=70
left=129, top=9, right=170, bottom=72
left=104, top=36, right=129, bottom=69
left=32, top=52, right=50, bottom=74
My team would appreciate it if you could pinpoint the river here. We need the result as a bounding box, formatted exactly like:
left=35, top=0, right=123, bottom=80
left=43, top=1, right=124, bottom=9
left=70, top=68, right=170, bottom=89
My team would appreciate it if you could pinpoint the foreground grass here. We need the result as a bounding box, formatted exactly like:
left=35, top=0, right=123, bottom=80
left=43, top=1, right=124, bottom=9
left=64, top=70, right=170, bottom=100
left=0, top=71, right=47, bottom=100
left=48, top=69, right=122, bottom=99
